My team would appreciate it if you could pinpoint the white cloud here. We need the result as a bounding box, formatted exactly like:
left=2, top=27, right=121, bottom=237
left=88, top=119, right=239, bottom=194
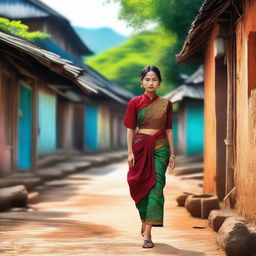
left=40, top=0, right=134, bottom=35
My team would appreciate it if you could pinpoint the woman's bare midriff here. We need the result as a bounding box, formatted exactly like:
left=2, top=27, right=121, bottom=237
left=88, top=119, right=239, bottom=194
left=137, top=128, right=161, bottom=136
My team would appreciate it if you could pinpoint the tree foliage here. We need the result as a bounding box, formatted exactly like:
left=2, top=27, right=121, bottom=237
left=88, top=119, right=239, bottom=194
left=108, top=0, right=203, bottom=41
left=98, top=0, right=204, bottom=94
left=0, top=17, right=50, bottom=42
left=86, top=28, right=176, bottom=95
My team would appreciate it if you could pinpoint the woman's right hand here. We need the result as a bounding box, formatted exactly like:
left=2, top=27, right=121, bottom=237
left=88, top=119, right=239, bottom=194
left=128, top=153, right=135, bottom=167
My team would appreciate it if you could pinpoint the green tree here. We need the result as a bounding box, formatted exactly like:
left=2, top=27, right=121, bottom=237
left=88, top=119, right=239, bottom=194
left=86, top=28, right=176, bottom=95
left=0, top=17, right=50, bottom=42
left=105, top=0, right=203, bottom=88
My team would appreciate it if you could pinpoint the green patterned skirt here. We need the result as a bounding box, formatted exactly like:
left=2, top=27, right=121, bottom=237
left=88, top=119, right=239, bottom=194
left=136, top=143, right=170, bottom=227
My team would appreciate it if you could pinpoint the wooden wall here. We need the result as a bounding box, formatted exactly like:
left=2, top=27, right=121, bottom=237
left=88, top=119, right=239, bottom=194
left=57, top=98, right=75, bottom=150
left=203, top=24, right=220, bottom=195
left=0, top=65, right=18, bottom=173
left=235, top=0, right=256, bottom=219
left=98, top=105, right=111, bottom=150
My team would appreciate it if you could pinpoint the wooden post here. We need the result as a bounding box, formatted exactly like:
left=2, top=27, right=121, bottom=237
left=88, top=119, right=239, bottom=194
left=225, top=24, right=236, bottom=201
left=31, top=80, right=39, bottom=173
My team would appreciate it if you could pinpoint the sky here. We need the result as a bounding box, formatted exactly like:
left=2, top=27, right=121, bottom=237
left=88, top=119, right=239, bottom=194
left=40, top=0, right=134, bottom=36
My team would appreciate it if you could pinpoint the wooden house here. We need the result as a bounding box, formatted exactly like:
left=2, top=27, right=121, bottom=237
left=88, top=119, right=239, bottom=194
left=0, top=0, right=92, bottom=58
left=177, top=0, right=256, bottom=220
left=37, top=39, right=132, bottom=153
left=0, top=0, right=133, bottom=156
left=165, top=66, right=204, bottom=156
left=0, top=31, right=98, bottom=173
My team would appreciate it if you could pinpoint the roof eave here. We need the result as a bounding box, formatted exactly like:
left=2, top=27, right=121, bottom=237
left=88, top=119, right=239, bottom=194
left=176, top=0, right=234, bottom=64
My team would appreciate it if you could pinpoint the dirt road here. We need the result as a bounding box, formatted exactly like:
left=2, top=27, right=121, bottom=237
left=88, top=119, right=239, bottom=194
left=0, top=160, right=224, bottom=256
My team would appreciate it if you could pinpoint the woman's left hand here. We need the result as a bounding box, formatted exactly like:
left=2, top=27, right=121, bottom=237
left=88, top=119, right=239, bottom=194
left=168, top=155, right=176, bottom=172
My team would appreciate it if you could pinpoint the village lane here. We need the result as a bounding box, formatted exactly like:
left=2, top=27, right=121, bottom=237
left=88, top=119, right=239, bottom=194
left=0, top=160, right=225, bottom=256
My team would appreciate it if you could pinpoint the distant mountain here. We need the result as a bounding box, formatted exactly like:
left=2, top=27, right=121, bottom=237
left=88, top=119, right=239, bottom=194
left=74, top=26, right=128, bottom=55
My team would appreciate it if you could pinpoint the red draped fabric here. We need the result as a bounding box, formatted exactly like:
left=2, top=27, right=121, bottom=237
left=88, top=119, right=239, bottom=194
left=127, top=130, right=167, bottom=205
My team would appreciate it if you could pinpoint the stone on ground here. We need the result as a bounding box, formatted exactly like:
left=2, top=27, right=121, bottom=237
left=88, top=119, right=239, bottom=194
left=208, top=209, right=240, bottom=232
left=216, top=217, right=256, bottom=256
left=185, top=194, right=220, bottom=218
left=0, top=185, right=28, bottom=211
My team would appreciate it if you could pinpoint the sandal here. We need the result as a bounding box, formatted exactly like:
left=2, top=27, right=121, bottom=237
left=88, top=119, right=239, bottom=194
left=142, top=240, right=154, bottom=249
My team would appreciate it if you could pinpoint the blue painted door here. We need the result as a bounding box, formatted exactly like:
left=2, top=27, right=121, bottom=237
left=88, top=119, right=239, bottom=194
left=84, top=106, right=98, bottom=151
left=18, top=85, right=33, bottom=170
left=37, top=90, right=57, bottom=156
left=186, top=103, right=204, bottom=155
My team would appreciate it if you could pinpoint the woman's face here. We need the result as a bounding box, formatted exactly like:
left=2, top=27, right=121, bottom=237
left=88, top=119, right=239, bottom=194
left=141, top=71, right=160, bottom=92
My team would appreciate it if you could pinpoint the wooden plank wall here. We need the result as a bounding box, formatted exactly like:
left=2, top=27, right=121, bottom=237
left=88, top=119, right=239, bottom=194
left=235, top=0, right=256, bottom=219
left=203, top=24, right=220, bottom=195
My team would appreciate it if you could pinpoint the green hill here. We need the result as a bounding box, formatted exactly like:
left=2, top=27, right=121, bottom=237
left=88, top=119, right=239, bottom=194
left=86, top=29, right=177, bottom=96
left=74, top=26, right=128, bottom=55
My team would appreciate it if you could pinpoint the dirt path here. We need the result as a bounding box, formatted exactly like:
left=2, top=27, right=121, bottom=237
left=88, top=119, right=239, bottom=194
left=0, top=160, right=225, bottom=256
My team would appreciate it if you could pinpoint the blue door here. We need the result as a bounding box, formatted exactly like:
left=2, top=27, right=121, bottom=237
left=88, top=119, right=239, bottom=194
left=37, top=90, right=57, bottom=156
left=186, top=103, right=204, bottom=155
left=18, top=85, right=33, bottom=170
left=84, top=106, right=98, bottom=151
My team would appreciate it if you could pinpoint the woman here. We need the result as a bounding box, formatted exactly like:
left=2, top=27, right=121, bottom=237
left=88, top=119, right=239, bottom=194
left=123, top=65, right=175, bottom=249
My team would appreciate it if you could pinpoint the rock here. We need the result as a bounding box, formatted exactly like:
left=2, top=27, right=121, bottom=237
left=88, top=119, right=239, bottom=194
left=185, top=194, right=219, bottom=218
left=0, top=192, right=11, bottom=211
left=216, top=217, right=256, bottom=256
left=0, top=177, right=42, bottom=191
left=36, top=168, right=64, bottom=181
left=55, top=163, right=76, bottom=175
left=176, top=192, right=194, bottom=206
left=0, top=185, right=28, bottom=211
left=28, top=192, right=40, bottom=204
left=208, top=209, right=240, bottom=232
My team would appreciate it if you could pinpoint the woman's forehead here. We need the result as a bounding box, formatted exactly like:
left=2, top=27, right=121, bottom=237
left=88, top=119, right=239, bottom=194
left=144, top=71, right=158, bottom=78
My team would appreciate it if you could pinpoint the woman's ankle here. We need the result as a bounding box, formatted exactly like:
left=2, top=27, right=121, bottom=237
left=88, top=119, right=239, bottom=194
left=143, top=233, right=152, bottom=241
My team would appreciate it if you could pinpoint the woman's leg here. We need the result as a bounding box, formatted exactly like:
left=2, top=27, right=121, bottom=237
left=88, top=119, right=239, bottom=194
left=143, top=224, right=154, bottom=248
left=144, top=223, right=152, bottom=240
left=141, top=222, right=146, bottom=236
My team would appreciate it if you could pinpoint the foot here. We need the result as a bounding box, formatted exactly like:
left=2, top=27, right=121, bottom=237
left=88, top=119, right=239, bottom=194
left=142, top=239, right=154, bottom=248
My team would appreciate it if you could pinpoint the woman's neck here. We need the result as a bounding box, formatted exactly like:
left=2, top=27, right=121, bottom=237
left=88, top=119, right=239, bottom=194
left=144, top=91, right=156, bottom=100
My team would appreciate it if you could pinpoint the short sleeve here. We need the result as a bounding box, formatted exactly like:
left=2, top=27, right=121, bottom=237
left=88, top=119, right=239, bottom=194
left=166, top=100, right=173, bottom=129
left=123, top=99, right=137, bottom=129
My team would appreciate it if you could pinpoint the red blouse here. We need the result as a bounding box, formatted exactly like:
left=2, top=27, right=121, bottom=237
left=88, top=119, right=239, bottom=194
left=123, top=94, right=173, bottom=130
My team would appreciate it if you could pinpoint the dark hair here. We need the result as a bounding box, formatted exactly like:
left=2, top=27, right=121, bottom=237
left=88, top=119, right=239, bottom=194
left=140, top=65, right=162, bottom=82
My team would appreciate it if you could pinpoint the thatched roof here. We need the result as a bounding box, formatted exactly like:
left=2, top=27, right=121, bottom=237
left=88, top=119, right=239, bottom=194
left=165, top=85, right=204, bottom=103
left=0, top=31, right=97, bottom=92
left=0, top=31, right=131, bottom=105
left=38, top=38, right=134, bottom=102
left=176, top=0, right=235, bottom=64
left=164, top=66, right=204, bottom=103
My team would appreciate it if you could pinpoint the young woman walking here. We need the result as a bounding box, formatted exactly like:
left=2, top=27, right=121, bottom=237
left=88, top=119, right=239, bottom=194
left=123, top=65, right=176, bottom=249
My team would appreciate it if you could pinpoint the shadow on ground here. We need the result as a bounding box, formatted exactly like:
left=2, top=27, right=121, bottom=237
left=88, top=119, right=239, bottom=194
left=153, top=243, right=206, bottom=255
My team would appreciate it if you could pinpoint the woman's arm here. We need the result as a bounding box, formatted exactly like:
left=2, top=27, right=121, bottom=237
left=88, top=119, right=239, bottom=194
left=127, top=128, right=135, bottom=167
left=166, top=129, right=176, bottom=170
